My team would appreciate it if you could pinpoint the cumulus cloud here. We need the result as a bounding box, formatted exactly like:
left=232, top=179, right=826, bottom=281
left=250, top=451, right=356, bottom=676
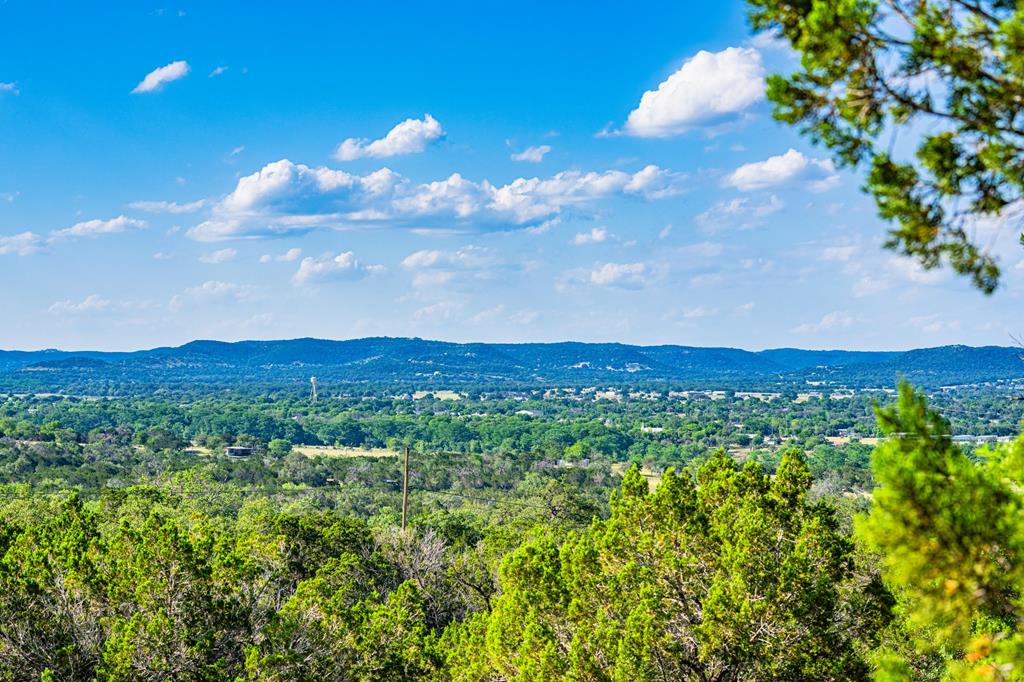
left=335, top=114, right=444, bottom=161
left=132, top=60, right=190, bottom=93
left=0, top=232, right=41, bottom=256
left=259, top=247, right=302, bottom=263
left=573, top=227, right=608, bottom=245
left=625, top=47, right=765, bottom=137
left=200, top=247, right=237, bottom=264
left=511, top=145, right=551, bottom=163
left=0, top=82, right=19, bottom=96
left=791, top=310, right=855, bottom=334
left=292, top=251, right=382, bottom=286
left=50, top=216, right=146, bottom=240
left=588, top=262, right=647, bottom=289
left=695, top=195, right=783, bottom=233
left=188, top=159, right=684, bottom=241
left=724, top=149, right=839, bottom=192
left=128, top=199, right=208, bottom=214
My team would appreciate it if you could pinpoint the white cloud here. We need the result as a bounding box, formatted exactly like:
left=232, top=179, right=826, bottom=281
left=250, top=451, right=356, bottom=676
left=132, top=60, right=190, bottom=93
left=48, top=294, right=114, bottom=315
left=50, top=216, right=146, bottom=240
left=625, top=47, right=765, bottom=137
left=411, top=271, right=456, bottom=289
left=292, top=251, right=381, bottom=286
left=573, top=227, right=608, bottom=245
left=511, top=145, right=551, bottom=163
left=128, top=199, right=207, bottom=214
left=259, top=247, right=302, bottom=263
left=792, top=311, right=855, bottom=333
left=682, top=306, right=716, bottom=318
left=589, top=262, right=647, bottom=289
left=695, top=195, right=783, bottom=232
left=401, top=245, right=495, bottom=270
left=822, top=244, right=860, bottom=262
left=153, top=252, right=173, bottom=260
left=169, top=280, right=257, bottom=311
left=0, top=232, right=41, bottom=256
left=414, top=300, right=462, bottom=322
left=679, top=241, right=724, bottom=257
left=0, top=82, right=19, bottom=96
left=724, top=149, right=839, bottom=192
left=200, top=247, right=237, bottom=264
left=209, top=66, right=228, bottom=78
left=658, top=224, right=672, bottom=240
left=736, top=302, right=756, bottom=315
left=909, top=314, right=961, bottom=335
left=335, top=114, right=444, bottom=161
left=188, top=159, right=684, bottom=241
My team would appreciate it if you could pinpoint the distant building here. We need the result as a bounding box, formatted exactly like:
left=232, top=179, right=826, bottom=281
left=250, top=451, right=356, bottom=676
left=225, top=446, right=253, bottom=458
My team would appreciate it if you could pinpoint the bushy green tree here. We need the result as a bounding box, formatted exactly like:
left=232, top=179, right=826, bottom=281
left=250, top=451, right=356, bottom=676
left=860, top=383, right=1024, bottom=679
left=445, top=453, right=888, bottom=680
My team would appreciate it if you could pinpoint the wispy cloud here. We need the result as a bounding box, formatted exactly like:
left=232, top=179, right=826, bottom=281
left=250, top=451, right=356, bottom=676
left=50, top=216, right=146, bottom=241
left=132, top=60, right=190, bottom=93
left=0, top=232, right=41, bottom=256
left=511, top=145, right=551, bottom=163
left=128, top=199, right=207, bottom=214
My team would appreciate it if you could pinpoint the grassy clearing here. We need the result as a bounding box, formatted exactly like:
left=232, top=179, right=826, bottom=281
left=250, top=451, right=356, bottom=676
left=611, top=462, right=662, bottom=491
left=294, top=445, right=398, bottom=459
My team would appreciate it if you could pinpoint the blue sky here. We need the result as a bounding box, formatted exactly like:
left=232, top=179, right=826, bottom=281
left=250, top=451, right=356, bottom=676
left=1, top=1, right=1021, bottom=351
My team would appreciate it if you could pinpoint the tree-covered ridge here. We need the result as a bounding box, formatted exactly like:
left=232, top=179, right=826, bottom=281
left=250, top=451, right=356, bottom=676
left=0, top=384, right=1019, bottom=679
left=2, top=338, right=1023, bottom=392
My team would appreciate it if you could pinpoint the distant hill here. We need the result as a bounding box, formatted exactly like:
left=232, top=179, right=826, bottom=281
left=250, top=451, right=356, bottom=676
left=0, top=338, right=1020, bottom=391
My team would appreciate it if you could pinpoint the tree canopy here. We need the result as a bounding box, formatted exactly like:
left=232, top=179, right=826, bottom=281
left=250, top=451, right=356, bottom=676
left=748, top=0, right=1024, bottom=293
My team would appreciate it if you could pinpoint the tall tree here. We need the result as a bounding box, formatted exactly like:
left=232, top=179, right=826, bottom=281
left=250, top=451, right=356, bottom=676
left=748, top=0, right=1024, bottom=293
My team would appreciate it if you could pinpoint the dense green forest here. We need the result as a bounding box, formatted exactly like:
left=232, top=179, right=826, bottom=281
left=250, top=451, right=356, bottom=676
left=0, top=384, right=1021, bottom=679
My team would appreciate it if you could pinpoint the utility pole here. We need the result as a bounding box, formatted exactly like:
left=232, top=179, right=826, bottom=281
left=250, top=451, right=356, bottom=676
left=401, top=445, right=410, bottom=531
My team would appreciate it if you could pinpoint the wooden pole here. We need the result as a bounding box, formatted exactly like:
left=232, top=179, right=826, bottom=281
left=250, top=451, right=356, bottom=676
left=401, top=446, right=410, bottom=530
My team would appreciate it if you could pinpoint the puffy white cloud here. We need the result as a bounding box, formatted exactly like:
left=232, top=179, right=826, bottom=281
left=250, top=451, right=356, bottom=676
left=589, top=262, right=647, bottom=288
left=292, top=251, right=382, bottom=286
left=695, top=195, right=783, bottom=232
left=0, top=231, right=41, bottom=256
left=625, top=47, right=765, bottom=137
left=724, top=149, right=839, bottom=192
left=0, top=82, right=19, bottom=95
left=200, top=247, right=237, bottom=264
left=132, top=60, right=190, bottom=93
left=511, top=145, right=551, bottom=163
left=128, top=199, right=208, bottom=214
left=189, top=159, right=683, bottom=241
left=335, top=114, right=444, bottom=161
left=259, top=247, right=302, bottom=263
left=791, top=311, right=855, bottom=333
left=50, top=216, right=146, bottom=240
left=573, top=227, right=608, bottom=245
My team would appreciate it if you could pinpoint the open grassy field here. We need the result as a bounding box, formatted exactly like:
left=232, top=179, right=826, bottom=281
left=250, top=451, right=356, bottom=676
left=294, top=445, right=398, bottom=459
left=611, top=462, right=662, bottom=491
